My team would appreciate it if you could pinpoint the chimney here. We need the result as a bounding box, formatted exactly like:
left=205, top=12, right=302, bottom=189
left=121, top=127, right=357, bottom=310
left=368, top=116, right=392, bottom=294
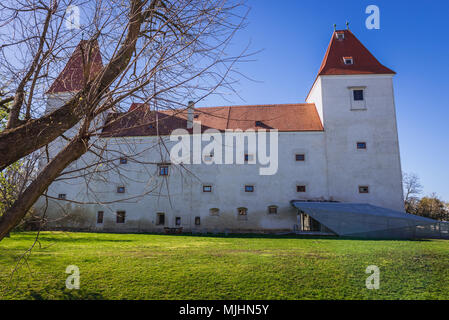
left=187, top=101, right=195, bottom=129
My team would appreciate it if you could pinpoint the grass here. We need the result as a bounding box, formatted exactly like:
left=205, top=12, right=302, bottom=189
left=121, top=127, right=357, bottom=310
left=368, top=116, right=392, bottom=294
left=0, top=231, right=448, bottom=300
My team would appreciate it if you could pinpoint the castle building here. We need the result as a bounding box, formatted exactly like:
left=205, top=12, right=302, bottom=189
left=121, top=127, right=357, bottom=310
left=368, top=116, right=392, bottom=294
left=36, top=29, right=416, bottom=237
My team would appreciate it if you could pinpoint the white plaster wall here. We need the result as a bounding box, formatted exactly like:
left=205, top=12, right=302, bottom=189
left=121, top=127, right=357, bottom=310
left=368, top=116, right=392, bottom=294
left=36, top=132, right=328, bottom=232
left=316, top=74, right=404, bottom=211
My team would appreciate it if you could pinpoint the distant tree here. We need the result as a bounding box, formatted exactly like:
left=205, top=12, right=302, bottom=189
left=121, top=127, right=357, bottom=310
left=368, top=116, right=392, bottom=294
left=403, top=172, right=423, bottom=214
left=415, top=194, right=448, bottom=221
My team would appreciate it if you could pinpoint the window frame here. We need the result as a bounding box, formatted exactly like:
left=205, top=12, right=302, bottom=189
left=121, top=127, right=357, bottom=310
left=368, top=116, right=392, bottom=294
left=359, top=186, right=370, bottom=194
left=268, top=205, right=278, bottom=214
left=194, top=217, right=201, bottom=226
left=158, top=165, right=169, bottom=176
left=296, top=185, right=306, bottom=193
left=117, top=186, right=126, bottom=194
left=175, top=217, right=181, bottom=226
left=343, top=57, right=354, bottom=65
left=353, top=89, right=364, bottom=101
left=295, top=154, right=305, bottom=162
left=58, top=194, right=67, bottom=200
left=244, top=185, right=255, bottom=193
left=119, top=157, right=128, bottom=165
left=203, top=185, right=212, bottom=193
left=97, top=211, right=104, bottom=224
left=156, top=212, right=165, bottom=226
left=116, top=211, right=126, bottom=224
left=356, top=142, right=367, bottom=150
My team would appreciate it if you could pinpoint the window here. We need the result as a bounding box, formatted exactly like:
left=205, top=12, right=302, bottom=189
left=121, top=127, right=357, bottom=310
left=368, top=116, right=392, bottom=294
left=156, top=213, right=165, bottom=226
left=343, top=57, right=353, bottom=65
left=175, top=217, right=181, bottom=226
left=195, top=217, right=201, bottom=226
left=268, top=205, right=278, bottom=214
left=159, top=165, right=169, bottom=176
left=353, top=89, right=364, bottom=101
left=245, top=185, right=254, bottom=193
left=119, top=157, right=128, bottom=164
left=58, top=194, right=67, bottom=200
left=237, top=207, right=248, bottom=216
left=295, top=154, right=305, bottom=162
left=297, top=185, right=306, bottom=193
left=359, top=186, right=370, bottom=194
left=209, top=208, right=220, bottom=216
left=116, top=211, right=126, bottom=224
left=203, top=185, right=212, bottom=193
left=97, top=211, right=104, bottom=224
left=117, top=186, right=125, bottom=193
left=357, top=142, right=367, bottom=150
left=335, top=32, right=345, bottom=40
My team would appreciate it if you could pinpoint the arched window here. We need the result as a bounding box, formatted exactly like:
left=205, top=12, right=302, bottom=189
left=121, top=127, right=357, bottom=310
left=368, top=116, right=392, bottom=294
left=268, top=205, right=278, bottom=214
left=237, top=207, right=248, bottom=220
left=209, top=208, right=220, bottom=216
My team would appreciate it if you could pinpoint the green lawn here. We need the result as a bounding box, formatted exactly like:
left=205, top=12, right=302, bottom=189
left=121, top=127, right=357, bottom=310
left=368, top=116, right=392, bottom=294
left=0, top=232, right=448, bottom=300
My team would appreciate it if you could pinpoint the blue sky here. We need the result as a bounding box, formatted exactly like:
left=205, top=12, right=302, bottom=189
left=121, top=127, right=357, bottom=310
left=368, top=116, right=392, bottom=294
left=203, top=0, right=449, bottom=201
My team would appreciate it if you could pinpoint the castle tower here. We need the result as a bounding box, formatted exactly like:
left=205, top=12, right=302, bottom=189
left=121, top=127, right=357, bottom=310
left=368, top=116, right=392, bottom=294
left=43, top=40, right=103, bottom=162
left=306, top=29, right=404, bottom=211
left=46, top=39, right=103, bottom=113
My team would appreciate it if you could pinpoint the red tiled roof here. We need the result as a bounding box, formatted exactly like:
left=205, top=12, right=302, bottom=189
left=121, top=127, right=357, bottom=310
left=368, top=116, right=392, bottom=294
left=101, top=103, right=324, bottom=137
left=47, top=40, right=103, bottom=94
left=318, top=30, right=395, bottom=76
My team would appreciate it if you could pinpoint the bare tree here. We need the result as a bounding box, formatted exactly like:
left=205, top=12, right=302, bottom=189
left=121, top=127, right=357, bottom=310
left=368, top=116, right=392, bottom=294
left=402, top=172, right=423, bottom=213
left=0, top=0, right=249, bottom=240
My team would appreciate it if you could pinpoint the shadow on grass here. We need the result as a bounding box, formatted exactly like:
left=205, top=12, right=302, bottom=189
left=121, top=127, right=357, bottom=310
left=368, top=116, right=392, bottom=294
left=28, top=288, right=105, bottom=300
left=151, top=232, right=433, bottom=242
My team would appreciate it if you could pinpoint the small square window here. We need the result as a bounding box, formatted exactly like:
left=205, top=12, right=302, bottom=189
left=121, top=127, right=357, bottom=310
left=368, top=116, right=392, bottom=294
left=116, top=211, right=126, bottom=224
left=237, top=207, right=248, bottom=216
left=97, top=211, right=104, bottom=224
left=175, top=217, right=181, bottom=226
left=297, top=185, right=306, bottom=193
left=295, top=154, right=305, bottom=162
left=119, top=157, right=128, bottom=164
left=245, top=185, right=254, bottom=193
left=357, top=142, right=367, bottom=150
left=359, top=186, right=370, bottom=194
left=343, top=57, right=353, bottom=65
left=159, top=165, right=169, bottom=176
left=268, top=206, right=278, bottom=214
left=58, top=194, right=67, bottom=200
left=336, top=33, right=345, bottom=40
left=209, top=208, right=220, bottom=216
left=117, top=186, right=125, bottom=193
left=156, top=213, right=165, bottom=225
left=203, top=185, right=212, bottom=193
left=195, top=217, right=201, bottom=226
left=353, top=90, right=364, bottom=101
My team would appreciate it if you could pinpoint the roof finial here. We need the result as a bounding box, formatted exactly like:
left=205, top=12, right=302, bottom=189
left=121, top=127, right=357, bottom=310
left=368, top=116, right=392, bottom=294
left=346, top=21, right=350, bottom=30
left=333, top=24, right=337, bottom=31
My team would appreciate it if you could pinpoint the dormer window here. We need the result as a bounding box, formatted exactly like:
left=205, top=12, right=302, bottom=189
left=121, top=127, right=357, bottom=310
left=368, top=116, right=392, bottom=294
left=335, top=32, right=345, bottom=40
left=343, top=57, right=353, bottom=65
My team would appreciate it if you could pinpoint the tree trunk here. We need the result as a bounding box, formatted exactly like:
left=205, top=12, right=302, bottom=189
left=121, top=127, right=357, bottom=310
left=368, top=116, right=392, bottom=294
left=0, top=136, right=89, bottom=241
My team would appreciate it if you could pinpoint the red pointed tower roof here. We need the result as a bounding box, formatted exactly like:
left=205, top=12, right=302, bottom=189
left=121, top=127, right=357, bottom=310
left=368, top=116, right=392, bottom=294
left=317, top=29, right=395, bottom=76
left=47, top=40, right=103, bottom=94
